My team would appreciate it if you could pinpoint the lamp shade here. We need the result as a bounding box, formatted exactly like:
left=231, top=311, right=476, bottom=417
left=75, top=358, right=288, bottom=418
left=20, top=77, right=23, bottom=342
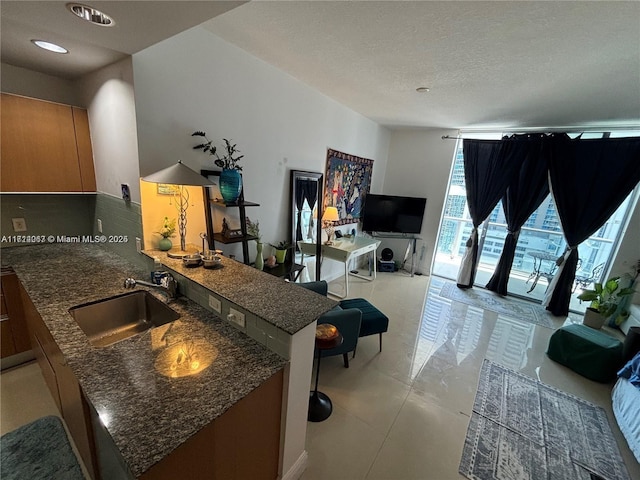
left=322, top=206, right=339, bottom=222
left=142, top=160, right=214, bottom=186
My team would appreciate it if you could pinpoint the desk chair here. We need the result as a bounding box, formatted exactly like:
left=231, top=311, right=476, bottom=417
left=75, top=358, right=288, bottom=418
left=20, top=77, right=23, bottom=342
left=299, top=281, right=361, bottom=367
left=299, top=280, right=389, bottom=359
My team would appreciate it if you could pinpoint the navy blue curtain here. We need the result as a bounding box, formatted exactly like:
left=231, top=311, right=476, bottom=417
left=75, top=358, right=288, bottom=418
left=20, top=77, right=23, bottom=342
left=544, top=135, right=640, bottom=315
left=486, top=134, right=551, bottom=295
left=456, top=140, right=522, bottom=288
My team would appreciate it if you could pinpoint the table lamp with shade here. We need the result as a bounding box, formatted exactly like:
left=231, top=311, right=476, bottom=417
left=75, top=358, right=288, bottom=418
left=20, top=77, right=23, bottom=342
left=321, top=206, right=339, bottom=245
left=142, top=160, right=214, bottom=258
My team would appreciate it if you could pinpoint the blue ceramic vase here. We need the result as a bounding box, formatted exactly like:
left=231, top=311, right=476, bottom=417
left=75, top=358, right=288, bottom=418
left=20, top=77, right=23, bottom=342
left=219, top=169, right=242, bottom=203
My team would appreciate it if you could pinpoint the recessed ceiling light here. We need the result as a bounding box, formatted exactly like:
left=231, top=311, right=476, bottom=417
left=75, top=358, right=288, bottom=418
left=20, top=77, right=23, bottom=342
left=416, top=87, right=431, bottom=93
left=67, top=3, right=115, bottom=26
left=31, top=39, right=68, bottom=54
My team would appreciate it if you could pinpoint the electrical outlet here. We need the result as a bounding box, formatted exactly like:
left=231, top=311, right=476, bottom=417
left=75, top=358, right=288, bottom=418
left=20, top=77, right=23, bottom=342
left=121, top=184, right=131, bottom=201
left=208, top=295, right=221, bottom=313
left=135, top=237, right=142, bottom=253
left=97, top=219, right=103, bottom=233
left=227, top=308, right=245, bottom=328
left=12, top=218, right=27, bottom=232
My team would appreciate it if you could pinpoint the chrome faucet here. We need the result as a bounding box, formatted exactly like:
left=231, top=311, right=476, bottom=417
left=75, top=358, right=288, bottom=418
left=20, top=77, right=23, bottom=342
left=124, top=274, right=178, bottom=300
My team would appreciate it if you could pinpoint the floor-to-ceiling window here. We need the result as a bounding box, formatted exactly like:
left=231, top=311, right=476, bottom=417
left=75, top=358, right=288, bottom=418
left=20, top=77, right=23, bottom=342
left=432, top=130, right=640, bottom=312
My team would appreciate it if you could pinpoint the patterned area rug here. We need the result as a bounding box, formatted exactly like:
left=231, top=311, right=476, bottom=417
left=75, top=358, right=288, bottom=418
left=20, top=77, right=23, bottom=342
left=460, top=360, right=630, bottom=480
left=439, top=282, right=561, bottom=329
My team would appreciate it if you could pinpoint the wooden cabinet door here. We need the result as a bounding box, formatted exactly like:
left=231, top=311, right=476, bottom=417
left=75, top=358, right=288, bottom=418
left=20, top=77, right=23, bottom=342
left=1, top=320, right=17, bottom=358
left=140, top=369, right=283, bottom=480
left=20, top=282, right=62, bottom=411
left=0, top=93, right=91, bottom=192
left=19, top=281, right=99, bottom=478
left=72, top=107, right=97, bottom=192
left=1, top=268, right=31, bottom=355
left=55, top=360, right=99, bottom=479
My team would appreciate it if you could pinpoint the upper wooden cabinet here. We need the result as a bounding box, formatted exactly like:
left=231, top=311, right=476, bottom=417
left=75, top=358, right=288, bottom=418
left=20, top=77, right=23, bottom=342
left=1, top=93, right=96, bottom=193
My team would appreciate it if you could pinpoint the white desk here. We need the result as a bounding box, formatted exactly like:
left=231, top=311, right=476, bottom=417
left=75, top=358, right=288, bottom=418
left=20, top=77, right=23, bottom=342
left=298, top=237, right=381, bottom=298
left=371, top=233, right=420, bottom=277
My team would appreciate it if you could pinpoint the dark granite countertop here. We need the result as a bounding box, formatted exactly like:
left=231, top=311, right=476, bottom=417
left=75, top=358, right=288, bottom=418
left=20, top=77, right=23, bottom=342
left=146, top=250, right=338, bottom=335
left=1, top=244, right=288, bottom=477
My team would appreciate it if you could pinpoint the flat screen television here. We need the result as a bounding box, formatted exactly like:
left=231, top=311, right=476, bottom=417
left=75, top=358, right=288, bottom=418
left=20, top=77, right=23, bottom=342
left=361, top=194, right=427, bottom=234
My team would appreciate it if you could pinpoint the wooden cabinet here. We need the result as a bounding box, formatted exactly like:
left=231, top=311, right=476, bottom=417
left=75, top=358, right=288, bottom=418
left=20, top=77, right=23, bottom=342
left=1, top=268, right=31, bottom=359
left=20, top=282, right=99, bottom=479
left=201, top=170, right=259, bottom=265
left=0, top=93, right=96, bottom=193
left=140, top=369, right=283, bottom=480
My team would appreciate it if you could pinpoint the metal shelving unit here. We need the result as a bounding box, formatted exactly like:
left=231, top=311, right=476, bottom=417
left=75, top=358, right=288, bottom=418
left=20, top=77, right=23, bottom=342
left=201, top=170, right=259, bottom=265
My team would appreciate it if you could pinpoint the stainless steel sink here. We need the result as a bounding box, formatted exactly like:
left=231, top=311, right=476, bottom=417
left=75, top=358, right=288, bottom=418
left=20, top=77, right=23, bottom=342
left=69, top=291, right=180, bottom=348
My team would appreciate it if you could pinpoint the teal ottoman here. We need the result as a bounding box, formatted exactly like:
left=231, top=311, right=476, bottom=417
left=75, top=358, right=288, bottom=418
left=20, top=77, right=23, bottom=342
left=339, top=298, right=389, bottom=352
left=547, top=323, right=623, bottom=383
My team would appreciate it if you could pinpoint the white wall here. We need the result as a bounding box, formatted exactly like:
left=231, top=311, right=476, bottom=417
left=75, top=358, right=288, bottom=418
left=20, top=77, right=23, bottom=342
left=382, top=128, right=459, bottom=275
left=132, top=27, right=390, bottom=259
left=77, top=58, right=142, bottom=203
left=1, top=63, right=80, bottom=106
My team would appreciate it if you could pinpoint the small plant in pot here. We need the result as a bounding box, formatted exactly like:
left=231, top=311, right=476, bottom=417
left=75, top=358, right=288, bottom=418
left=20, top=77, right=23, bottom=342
left=270, top=241, right=291, bottom=264
left=577, top=276, right=635, bottom=329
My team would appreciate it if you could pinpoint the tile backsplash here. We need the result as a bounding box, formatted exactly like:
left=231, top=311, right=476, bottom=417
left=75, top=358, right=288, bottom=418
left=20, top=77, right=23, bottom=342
left=0, top=194, right=95, bottom=247
left=1, top=193, right=148, bottom=270
left=92, top=193, right=147, bottom=269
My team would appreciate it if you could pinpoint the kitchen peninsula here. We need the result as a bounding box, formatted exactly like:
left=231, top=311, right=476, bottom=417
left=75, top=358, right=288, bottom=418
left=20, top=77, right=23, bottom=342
left=2, top=244, right=335, bottom=479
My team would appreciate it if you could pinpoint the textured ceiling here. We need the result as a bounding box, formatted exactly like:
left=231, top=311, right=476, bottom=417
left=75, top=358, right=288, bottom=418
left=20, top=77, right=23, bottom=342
left=2, top=1, right=639, bottom=130
left=203, top=1, right=640, bottom=129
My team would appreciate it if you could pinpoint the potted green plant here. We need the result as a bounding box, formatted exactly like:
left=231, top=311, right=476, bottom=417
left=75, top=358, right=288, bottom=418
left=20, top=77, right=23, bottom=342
left=271, top=241, right=291, bottom=264
left=156, top=217, right=176, bottom=251
left=577, top=276, right=635, bottom=329
left=192, top=132, right=244, bottom=203
left=245, top=217, right=263, bottom=270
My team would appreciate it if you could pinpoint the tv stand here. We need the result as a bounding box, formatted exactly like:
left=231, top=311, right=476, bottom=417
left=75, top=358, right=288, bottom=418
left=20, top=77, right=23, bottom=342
left=370, top=233, right=420, bottom=277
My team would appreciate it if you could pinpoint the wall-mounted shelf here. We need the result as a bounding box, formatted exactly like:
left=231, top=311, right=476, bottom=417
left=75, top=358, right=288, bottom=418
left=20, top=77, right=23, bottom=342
left=201, top=170, right=259, bottom=264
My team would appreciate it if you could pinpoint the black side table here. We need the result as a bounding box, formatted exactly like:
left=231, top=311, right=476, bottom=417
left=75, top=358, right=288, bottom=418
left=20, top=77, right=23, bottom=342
left=263, top=260, right=305, bottom=282
left=308, top=324, right=342, bottom=422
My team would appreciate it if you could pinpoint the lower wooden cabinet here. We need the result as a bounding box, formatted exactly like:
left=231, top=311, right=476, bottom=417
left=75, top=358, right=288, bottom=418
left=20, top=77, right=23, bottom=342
left=18, top=280, right=283, bottom=480
left=20, top=282, right=99, bottom=479
left=1, top=268, right=32, bottom=360
left=140, top=369, right=283, bottom=480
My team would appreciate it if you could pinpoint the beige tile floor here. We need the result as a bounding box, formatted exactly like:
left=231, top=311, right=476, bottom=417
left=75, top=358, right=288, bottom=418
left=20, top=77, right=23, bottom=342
left=302, top=271, right=640, bottom=480
left=1, top=272, right=638, bottom=480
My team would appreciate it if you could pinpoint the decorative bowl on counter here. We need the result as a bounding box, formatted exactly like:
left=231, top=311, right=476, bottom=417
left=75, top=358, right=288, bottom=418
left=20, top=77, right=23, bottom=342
left=182, top=253, right=202, bottom=267
left=202, top=254, right=223, bottom=269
